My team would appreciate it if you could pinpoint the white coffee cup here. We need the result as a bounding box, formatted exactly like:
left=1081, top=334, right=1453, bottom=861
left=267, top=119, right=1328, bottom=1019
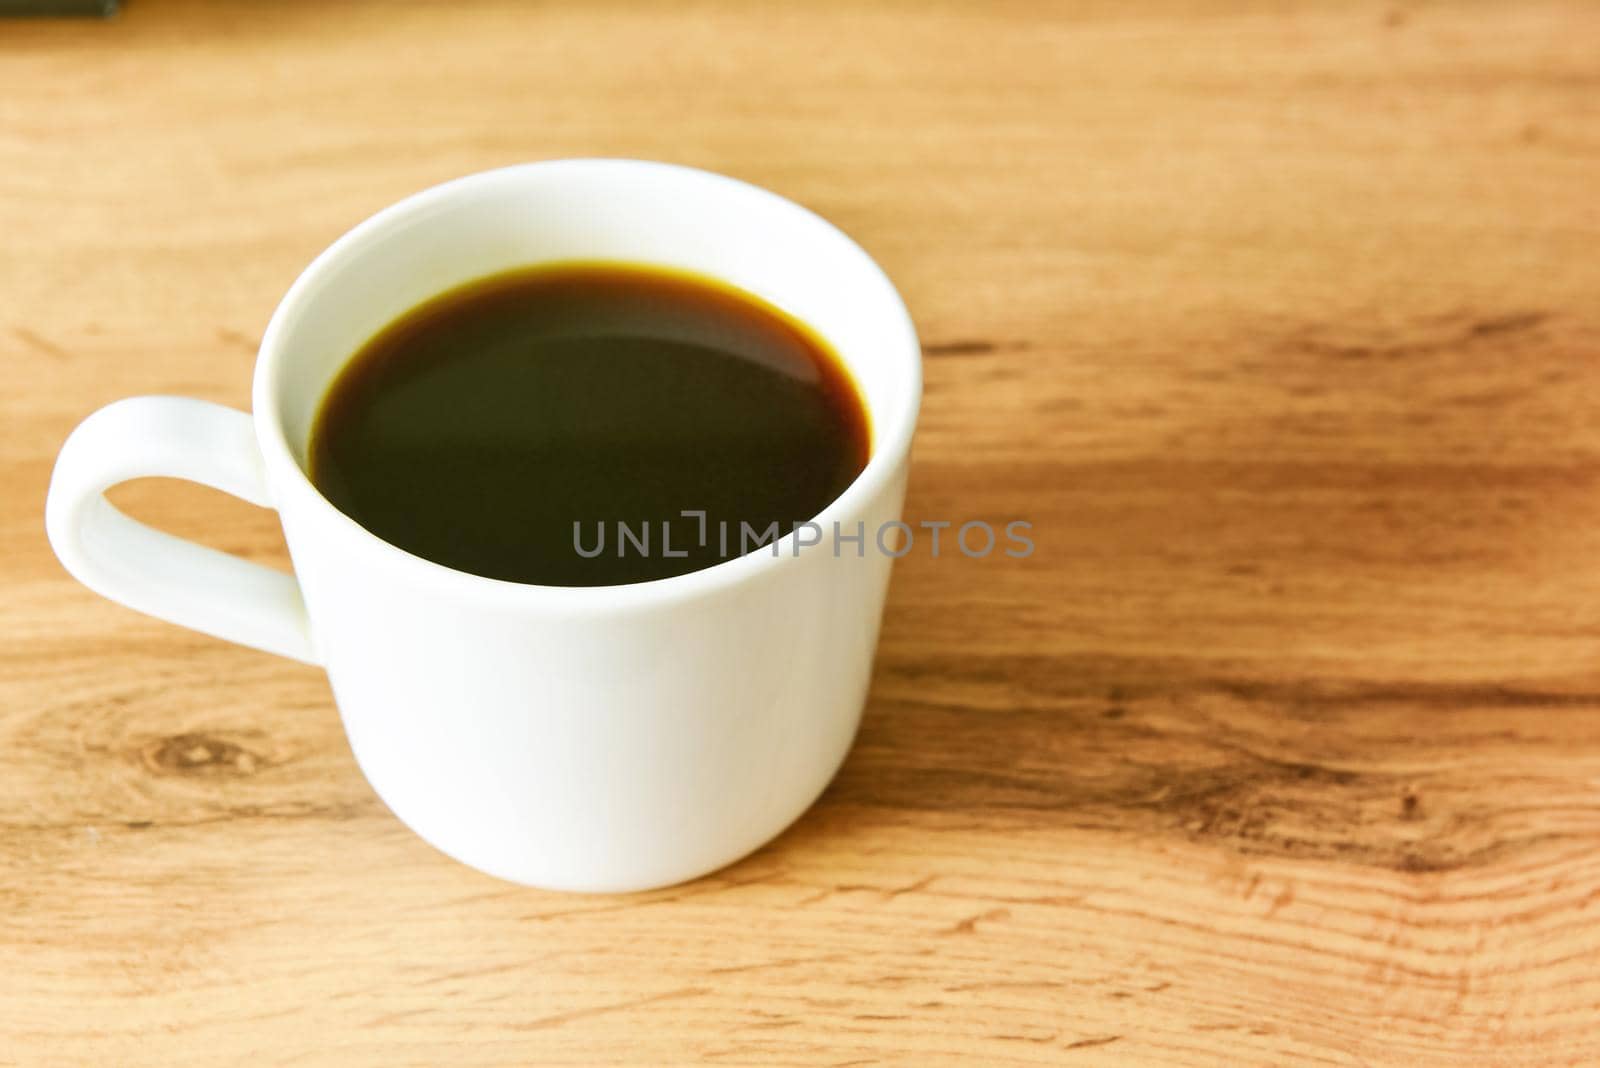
left=45, top=160, right=922, bottom=892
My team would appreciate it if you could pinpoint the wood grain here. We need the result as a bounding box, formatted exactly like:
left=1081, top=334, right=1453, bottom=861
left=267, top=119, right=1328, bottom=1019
left=4, top=1, right=1600, bottom=1064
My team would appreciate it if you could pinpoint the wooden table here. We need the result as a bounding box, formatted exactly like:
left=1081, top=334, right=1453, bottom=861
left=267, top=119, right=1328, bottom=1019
left=5, top=2, right=1599, bottom=1063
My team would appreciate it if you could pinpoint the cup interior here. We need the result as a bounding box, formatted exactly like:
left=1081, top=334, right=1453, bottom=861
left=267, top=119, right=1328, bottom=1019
left=260, top=160, right=920, bottom=482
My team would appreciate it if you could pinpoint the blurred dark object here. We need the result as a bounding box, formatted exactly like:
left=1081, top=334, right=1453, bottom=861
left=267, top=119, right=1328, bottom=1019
left=0, top=0, right=118, bottom=14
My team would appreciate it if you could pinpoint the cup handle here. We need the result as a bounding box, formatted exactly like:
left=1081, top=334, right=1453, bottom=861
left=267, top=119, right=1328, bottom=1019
left=45, top=396, right=319, bottom=665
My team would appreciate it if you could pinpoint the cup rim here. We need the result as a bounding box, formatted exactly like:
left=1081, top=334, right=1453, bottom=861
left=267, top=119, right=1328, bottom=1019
left=253, top=158, right=922, bottom=612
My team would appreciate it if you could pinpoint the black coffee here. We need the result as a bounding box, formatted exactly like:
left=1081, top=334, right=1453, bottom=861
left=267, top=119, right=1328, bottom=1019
left=308, top=262, right=870, bottom=586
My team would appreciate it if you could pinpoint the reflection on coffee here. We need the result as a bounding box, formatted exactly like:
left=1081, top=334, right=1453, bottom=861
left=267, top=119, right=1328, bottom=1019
left=309, top=262, right=870, bottom=586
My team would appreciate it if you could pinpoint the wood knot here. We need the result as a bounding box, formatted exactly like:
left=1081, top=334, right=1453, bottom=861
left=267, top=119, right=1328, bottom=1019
left=1400, top=787, right=1423, bottom=821
left=144, top=733, right=263, bottom=777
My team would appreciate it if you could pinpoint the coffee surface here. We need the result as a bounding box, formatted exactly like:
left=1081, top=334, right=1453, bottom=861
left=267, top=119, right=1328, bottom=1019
left=308, top=262, right=870, bottom=586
